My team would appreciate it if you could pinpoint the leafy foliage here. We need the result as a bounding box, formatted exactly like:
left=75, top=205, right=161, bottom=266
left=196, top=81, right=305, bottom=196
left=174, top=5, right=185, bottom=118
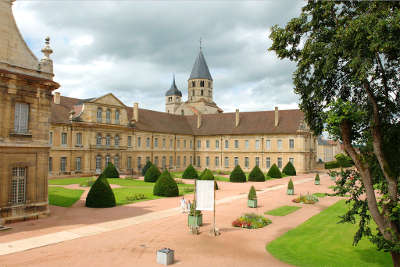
left=85, top=173, right=116, bottom=208
left=153, top=170, right=179, bottom=197
left=182, top=164, right=199, bottom=179
left=144, top=164, right=161, bottom=182
left=102, top=162, right=119, bottom=178
left=141, top=161, right=153, bottom=176
left=267, top=164, right=282, bottom=178
left=248, top=186, right=257, bottom=200
left=282, top=162, right=296, bottom=176
left=248, top=165, right=266, bottom=182
left=229, top=165, right=246, bottom=183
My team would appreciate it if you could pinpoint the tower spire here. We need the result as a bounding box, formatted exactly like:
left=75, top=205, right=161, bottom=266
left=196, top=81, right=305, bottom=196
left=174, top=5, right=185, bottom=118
left=199, top=37, right=202, bottom=51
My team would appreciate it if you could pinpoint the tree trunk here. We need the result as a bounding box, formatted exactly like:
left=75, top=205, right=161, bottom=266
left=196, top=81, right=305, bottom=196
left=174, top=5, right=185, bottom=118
left=391, top=251, right=400, bottom=267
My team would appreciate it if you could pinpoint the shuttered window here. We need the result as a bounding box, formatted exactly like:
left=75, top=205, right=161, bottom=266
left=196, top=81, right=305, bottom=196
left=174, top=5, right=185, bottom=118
left=14, top=102, right=29, bottom=133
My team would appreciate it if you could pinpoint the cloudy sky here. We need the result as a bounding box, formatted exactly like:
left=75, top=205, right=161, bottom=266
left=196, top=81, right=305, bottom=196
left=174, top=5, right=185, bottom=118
left=13, top=0, right=304, bottom=113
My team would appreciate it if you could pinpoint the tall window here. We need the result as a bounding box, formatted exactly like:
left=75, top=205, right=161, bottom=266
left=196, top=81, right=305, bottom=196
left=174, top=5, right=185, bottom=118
left=14, top=102, right=29, bottom=134
left=245, top=157, right=249, bottom=168
left=183, top=156, right=187, bottom=166
left=146, top=137, right=150, bottom=148
left=192, top=81, right=195, bottom=87
left=234, top=140, right=239, bottom=148
left=96, top=133, right=102, bottom=145
left=255, top=157, right=260, bottom=167
left=277, top=139, right=283, bottom=150
left=234, top=157, right=239, bottom=166
left=289, top=158, right=294, bottom=164
left=60, top=157, right=67, bottom=172
left=266, top=140, right=271, bottom=150
left=106, top=135, right=111, bottom=146
left=155, top=156, right=159, bottom=166
left=49, top=132, right=53, bottom=145
left=225, top=140, right=229, bottom=148
left=162, top=156, right=166, bottom=169
left=224, top=157, right=229, bottom=167
left=197, top=156, right=201, bottom=167
left=76, top=157, right=81, bottom=171
left=201, top=89, right=204, bottom=96
left=162, top=138, right=166, bottom=148
left=49, top=157, right=53, bottom=172
left=215, top=156, right=219, bottom=167
left=200, top=80, right=205, bottom=87
left=215, top=140, right=220, bottom=149
left=128, top=136, right=132, bottom=147
left=96, top=155, right=102, bottom=171
left=115, top=135, right=120, bottom=146
left=206, top=140, right=210, bottom=148
left=183, top=140, right=187, bottom=148
left=177, top=156, right=181, bottom=167
left=61, top=132, right=67, bottom=146
left=190, top=140, right=193, bottom=149
left=190, top=156, right=193, bottom=165
left=97, top=108, right=102, bottom=122
left=115, top=110, right=120, bottom=124
left=114, top=155, right=119, bottom=169
left=245, top=140, right=249, bottom=149
left=266, top=157, right=271, bottom=168
left=169, top=156, right=173, bottom=167
left=10, top=167, right=26, bottom=204
left=146, top=156, right=150, bottom=163
left=177, top=140, right=180, bottom=148
left=106, top=109, right=111, bottom=123
left=255, top=140, right=260, bottom=149
left=105, top=155, right=111, bottom=166
left=137, top=157, right=142, bottom=170
left=278, top=157, right=282, bottom=168
left=170, top=139, right=173, bottom=148
left=197, top=140, right=201, bottom=149
left=76, top=133, right=82, bottom=146
left=154, top=138, right=158, bottom=148
left=289, top=139, right=295, bottom=149
left=206, top=156, right=210, bottom=167
left=127, top=156, right=132, bottom=169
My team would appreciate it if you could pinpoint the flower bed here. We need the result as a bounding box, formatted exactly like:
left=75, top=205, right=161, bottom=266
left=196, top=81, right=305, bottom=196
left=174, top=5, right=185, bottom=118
left=232, top=213, right=272, bottom=229
left=292, top=193, right=319, bottom=204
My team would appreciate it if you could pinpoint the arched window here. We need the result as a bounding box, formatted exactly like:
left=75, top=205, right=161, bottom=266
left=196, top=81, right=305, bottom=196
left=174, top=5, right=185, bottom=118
left=115, top=135, right=120, bottom=146
left=200, top=81, right=205, bottom=87
left=201, top=90, right=204, bottom=96
left=106, top=109, right=111, bottom=123
left=168, top=97, right=172, bottom=102
left=106, top=135, right=111, bottom=146
left=115, top=110, right=120, bottom=124
left=192, top=81, right=195, bottom=87
left=97, top=108, right=102, bottom=122
left=96, top=133, right=102, bottom=145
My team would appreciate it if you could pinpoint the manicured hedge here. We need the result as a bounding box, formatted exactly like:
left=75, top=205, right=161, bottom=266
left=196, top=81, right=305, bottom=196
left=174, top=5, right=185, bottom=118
left=324, top=161, right=340, bottom=169
left=230, top=165, right=246, bottom=183
left=288, top=178, right=294, bottom=190
left=248, top=186, right=257, bottom=200
left=315, top=174, right=320, bottom=182
left=325, top=153, right=354, bottom=169
left=182, top=164, right=199, bottom=179
left=85, top=173, right=116, bottom=208
left=141, top=161, right=153, bottom=176
left=267, top=164, right=282, bottom=178
left=144, top=164, right=161, bottom=182
left=248, top=165, right=265, bottom=182
left=102, top=162, right=119, bottom=178
left=200, top=168, right=218, bottom=190
left=153, top=170, right=179, bottom=197
left=282, top=162, right=296, bottom=176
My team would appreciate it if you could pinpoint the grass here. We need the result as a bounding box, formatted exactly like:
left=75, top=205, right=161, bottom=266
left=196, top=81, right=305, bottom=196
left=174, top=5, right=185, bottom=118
left=265, top=206, right=301, bottom=216
left=48, top=187, right=84, bottom=207
left=266, top=200, right=392, bottom=267
left=49, top=177, right=93, bottom=185
left=313, top=192, right=328, bottom=198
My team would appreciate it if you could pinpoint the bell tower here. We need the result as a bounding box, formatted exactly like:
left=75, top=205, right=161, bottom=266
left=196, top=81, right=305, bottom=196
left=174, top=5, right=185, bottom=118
left=165, top=75, right=182, bottom=114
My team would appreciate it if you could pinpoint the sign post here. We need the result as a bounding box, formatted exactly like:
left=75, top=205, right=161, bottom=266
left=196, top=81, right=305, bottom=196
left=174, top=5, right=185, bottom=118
left=195, top=180, right=220, bottom=236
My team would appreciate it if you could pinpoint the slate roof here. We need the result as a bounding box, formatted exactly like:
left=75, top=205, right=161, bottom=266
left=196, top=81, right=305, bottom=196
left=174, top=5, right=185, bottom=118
left=52, top=96, right=305, bottom=136
left=189, top=50, right=213, bottom=81
left=165, top=76, right=182, bottom=97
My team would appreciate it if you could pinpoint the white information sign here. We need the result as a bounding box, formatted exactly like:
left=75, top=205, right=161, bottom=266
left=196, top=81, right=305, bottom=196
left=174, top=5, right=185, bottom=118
left=195, top=180, right=214, bottom=211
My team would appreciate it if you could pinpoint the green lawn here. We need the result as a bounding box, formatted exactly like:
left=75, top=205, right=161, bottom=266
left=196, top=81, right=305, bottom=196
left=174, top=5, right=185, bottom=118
left=48, top=187, right=84, bottom=207
left=313, top=193, right=328, bottom=198
left=265, top=205, right=301, bottom=216
left=48, top=177, right=93, bottom=185
left=266, top=200, right=391, bottom=267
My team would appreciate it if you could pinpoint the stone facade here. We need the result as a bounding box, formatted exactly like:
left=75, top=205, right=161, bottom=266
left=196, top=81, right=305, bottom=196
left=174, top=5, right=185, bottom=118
left=0, top=0, right=59, bottom=222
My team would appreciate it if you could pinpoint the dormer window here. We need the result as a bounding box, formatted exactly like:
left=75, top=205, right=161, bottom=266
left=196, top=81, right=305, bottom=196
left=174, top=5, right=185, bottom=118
left=97, top=108, right=102, bottom=122
left=200, top=81, right=205, bottom=87
left=106, top=109, right=111, bottom=123
left=192, top=81, right=195, bottom=87
left=115, top=110, right=120, bottom=124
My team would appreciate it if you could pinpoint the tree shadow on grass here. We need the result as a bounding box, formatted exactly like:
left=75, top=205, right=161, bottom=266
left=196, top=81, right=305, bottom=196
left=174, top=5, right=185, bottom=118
left=353, top=247, right=392, bottom=266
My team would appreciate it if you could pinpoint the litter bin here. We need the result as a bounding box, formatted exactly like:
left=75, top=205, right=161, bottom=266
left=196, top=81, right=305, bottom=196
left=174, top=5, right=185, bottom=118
left=156, top=248, right=174, bottom=265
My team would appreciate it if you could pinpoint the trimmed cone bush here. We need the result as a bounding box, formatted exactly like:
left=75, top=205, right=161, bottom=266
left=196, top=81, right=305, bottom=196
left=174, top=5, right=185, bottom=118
left=153, top=170, right=179, bottom=197
left=288, top=179, right=294, bottom=190
left=282, top=161, right=296, bottom=176
left=315, top=174, right=320, bottom=182
left=182, top=164, right=199, bottom=179
left=141, top=161, right=153, bottom=176
left=230, top=165, right=246, bottom=183
left=200, top=168, right=218, bottom=190
left=248, top=165, right=265, bottom=182
left=102, top=162, right=119, bottom=178
left=267, top=164, right=282, bottom=178
left=85, top=173, right=116, bottom=208
left=144, top=164, right=161, bottom=182
left=248, top=186, right=257, bottom=200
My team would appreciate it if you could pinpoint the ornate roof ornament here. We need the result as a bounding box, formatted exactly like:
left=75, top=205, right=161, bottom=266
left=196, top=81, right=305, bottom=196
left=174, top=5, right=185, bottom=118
left=41, top=37, right=53, bottom=61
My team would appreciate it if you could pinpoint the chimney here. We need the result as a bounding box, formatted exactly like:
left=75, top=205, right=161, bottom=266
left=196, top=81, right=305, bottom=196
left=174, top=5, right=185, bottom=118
left=54, top=92, right=60, bottom=104
left=133, top=102, right=139, bottom=122
left=235, top=109, right=240, bottom=127
left=274, top=106, right=279, bottom=127
left=197, top=113, right=202, bottom=129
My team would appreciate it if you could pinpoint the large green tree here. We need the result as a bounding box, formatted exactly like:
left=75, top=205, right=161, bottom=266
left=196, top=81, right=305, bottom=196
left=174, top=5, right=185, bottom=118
left=269, top=1, right=400, bottom=266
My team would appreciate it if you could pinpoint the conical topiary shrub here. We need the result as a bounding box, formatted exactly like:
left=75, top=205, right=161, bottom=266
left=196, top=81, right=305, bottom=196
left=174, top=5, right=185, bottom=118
left=153, top=170, right=179, bottom=197
left=85, top=173, right=116, bottom=208
left=248, top=185, right=257, bottom=208
left=200, top=168, right=218, bottom=190
left=144, top=164, right=161, bottom=182
left=182, top=164, right=199, bottom=179
left=267, top=164, right=282, bottom=178
left=230, top=165, right=246, bottom=183
left=102, top=162, right=119, bottom=178
left=282, top=161, right=296, bottom=176
left=287, top=178, right=294, bottom=195
left=248, top=165, right=265, bottom=182
left=142, top=161, right=153, bottom=176
left=315, top=174, right=320, bottom=185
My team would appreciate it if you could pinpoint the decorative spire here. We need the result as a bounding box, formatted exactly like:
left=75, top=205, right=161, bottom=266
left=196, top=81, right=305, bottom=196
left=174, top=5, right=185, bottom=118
left=165, top=74, right=182, bottom=97
left=41, top=36, right=53, bottom=61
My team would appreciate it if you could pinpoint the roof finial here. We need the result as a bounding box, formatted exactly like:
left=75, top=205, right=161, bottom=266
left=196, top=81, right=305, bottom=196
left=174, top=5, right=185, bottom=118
left=199, top=37, right=202, bottom=51
left=41, top=36, right=53, bottom=60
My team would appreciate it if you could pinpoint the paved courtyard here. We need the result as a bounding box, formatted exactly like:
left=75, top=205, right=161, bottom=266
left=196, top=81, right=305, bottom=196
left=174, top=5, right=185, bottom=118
left=0, top=173, right=340, bottom=267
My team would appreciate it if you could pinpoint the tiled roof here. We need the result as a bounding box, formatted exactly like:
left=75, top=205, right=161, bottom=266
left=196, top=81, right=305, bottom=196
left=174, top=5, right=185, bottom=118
left=52, top=96, right=305, bottom=135
left=189, top=50, right=213, bottom=81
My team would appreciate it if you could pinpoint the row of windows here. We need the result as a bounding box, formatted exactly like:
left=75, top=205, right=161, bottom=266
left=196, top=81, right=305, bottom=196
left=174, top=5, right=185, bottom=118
left=96, top=108, right=120, bottom=124
left=195, top=156, right=294, bottom=169
left=196, top=139, right=295, bottom=150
